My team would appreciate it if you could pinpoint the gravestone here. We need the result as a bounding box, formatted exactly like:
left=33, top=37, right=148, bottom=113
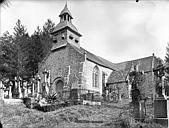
left=154, top=98, right=169, bottom=127
left=0, top=81, right=4, bottom=100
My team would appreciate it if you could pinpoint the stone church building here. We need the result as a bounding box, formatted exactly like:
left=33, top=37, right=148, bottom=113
left=37, top=4, right=161, bottom=101
left=38, top=4, right=115, bottom=98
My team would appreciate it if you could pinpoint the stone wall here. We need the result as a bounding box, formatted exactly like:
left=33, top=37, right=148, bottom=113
left=67, top=44, right=85, bottom=89
left=38, top=43, right=114, bottom=96
left=38, top=44, right=85, bottom=94
left=38, top=46, right=69, bottom=94
left=83, top=59, right=113, bottom=94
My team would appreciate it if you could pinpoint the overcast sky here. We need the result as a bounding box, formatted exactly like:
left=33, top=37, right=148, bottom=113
left=1, top=0, right=169, bottom=63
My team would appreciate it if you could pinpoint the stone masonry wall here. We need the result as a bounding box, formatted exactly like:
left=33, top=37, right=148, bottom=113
left=83, top=60, right=113, bottom=95
left=38, top=46, right=69, bottom=94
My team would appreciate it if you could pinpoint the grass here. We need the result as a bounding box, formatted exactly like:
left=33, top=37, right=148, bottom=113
left=1, top=99, right=166, bottom=128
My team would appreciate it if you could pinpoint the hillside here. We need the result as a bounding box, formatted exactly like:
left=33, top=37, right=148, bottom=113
left=1, top=100, right=130, bottom=128
left=1, top=99, right=164, bottom=128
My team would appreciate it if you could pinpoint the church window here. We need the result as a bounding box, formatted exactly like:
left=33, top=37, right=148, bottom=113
left=93, top=66, right=99, bottom=87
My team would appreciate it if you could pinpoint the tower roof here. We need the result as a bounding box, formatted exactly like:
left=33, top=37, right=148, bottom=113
left=51, top=3, right=82, bottom=36
left=59, top=3, right=73, bottom=19
left=52, top=21, right=81, bottom=36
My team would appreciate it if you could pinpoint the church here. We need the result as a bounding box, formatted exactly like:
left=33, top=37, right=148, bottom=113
left=38, top=4, right=116, bottom=100
left=37, top=4, right=161, bottom=101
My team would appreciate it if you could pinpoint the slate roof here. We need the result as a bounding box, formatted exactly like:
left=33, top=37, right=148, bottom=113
left=81, top=48, right=116, bottom=70
left=39, top=42, right=116, bottom=71
left=113, top=56, right=154, bottom=71
left=68, top=43, right=116, bottom=71
left=52, top=4, right=81, bottom=37
left=52, top=21, right=81, bottom=36
left=107, top=56, right=158, bottom=84
left=107, top=70, right=128, bottom=84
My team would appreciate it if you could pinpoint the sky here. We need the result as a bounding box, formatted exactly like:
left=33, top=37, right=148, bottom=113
left=1, top=0, right=169, bottom=63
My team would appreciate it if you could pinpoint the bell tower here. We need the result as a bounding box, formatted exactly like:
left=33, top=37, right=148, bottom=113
left=59, top=3, right=73, bottom=23
left=51, top=3, right=82, bottom=51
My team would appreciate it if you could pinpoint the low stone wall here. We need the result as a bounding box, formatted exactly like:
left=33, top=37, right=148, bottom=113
left=4, top=98, right=23, bottom=105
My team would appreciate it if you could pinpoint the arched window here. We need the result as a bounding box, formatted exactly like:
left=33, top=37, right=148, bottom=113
left=93, top=66, right=99, bottom=87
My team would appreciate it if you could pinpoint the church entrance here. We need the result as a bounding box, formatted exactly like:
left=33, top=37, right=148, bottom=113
left=55, top=80, right=64, bottom=94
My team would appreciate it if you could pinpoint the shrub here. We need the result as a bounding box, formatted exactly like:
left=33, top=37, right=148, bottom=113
left=22, top=97, right=31, bottom=108
left=131, top=123, right=167, bottom=128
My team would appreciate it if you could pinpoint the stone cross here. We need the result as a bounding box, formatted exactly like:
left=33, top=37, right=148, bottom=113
left=43, top=69, right=49, bottom=95
left=14, top=77, right=18, bottom=89
left=32, top=78, right=35, bottom=97
left=162, top=76, right=166, bottom=99
left=9, top=81, right=12, bottom=99
left=47, top=70, right=51, bottom=86
left=18, top=77, right=23, bottom=98
left=36, top=75, right=41, bottom=98
left=23, top=81, right=28, bottom=97
left=126, top=75, right=132, bottom=99
left=0, top=81, right=4, bottom=100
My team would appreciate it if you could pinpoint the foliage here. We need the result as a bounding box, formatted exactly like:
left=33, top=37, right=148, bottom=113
left=0, top=19, right=55, bottom=81
left=165, top=43, right=169, bottom=81
left=0, top=31, right=17, bottom=79
left=41, top=19, right=55, bottom=56
left=45, top=93, right=63, bottom=104
left=0, top=0, right=10, bottom=8
left=113, top=109, right=133, bottom=128
left=128, top=71, right=146, bottom=102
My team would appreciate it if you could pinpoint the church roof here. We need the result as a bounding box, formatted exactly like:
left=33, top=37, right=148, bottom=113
left=81, top=48, right=116, bottom=70
left=68, top=43, right=116, bottom=70
left=52, top=21, right=81, bottom=36
left=107, top=55, right=161, bottom=84
left=107, top=70, right=128, bottom=84
left=59, top=3, right=73, bottom=18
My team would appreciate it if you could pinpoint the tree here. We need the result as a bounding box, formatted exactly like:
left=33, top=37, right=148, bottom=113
left=0, top=31, right=17, bottom=79
left=12, top=20, right=30, bottom=78
left=128, top=71, right=146, bottom=102
left=41, top=19, right=55, bottom=55
left=24, top=19, right=55, bottom=78
left=165, top=43, right=169, bottom=81
left=0, top=19, right=55, bottom=81
left=42, top=19, right=55, bottom=35
left=0, top=0, right=10, bottom=8
left=25, top=34, right=43, bottom=77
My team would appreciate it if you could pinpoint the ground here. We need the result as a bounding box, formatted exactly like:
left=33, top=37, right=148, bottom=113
left=1, top=99, right=164, bottom=128
left=1, top=99, right=130, bottom=128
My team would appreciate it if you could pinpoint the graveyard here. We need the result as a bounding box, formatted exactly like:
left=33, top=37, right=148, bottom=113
left=0, top=62, right=169, bottom=128
left=1, top=99, right=156, bottom=128
left=1, top=1, right=169, bottom=128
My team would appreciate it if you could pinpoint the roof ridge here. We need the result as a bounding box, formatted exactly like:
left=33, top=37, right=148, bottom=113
left=80, top=47, right=115, bottom=70
left=115, top=55, right=154, bottom=64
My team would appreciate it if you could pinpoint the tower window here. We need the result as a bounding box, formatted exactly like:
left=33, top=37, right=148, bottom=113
left=69, top=35, right=73, bottom=40
left=75, top=39, right=79, bottom=43
left=53, top=39, right=57, bottom=43
left=62, top=34, right=65, bottom=40
left=64, top=15, right=66, bottom=21
left=53, top=36, right=57, bottom=43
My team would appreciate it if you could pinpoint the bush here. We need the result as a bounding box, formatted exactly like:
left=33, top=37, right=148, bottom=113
left=22, top=97, right=31, bottom=108
left=114, top=117, right=131, bottom=128
left=131, top=123, right=167, bottom=128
